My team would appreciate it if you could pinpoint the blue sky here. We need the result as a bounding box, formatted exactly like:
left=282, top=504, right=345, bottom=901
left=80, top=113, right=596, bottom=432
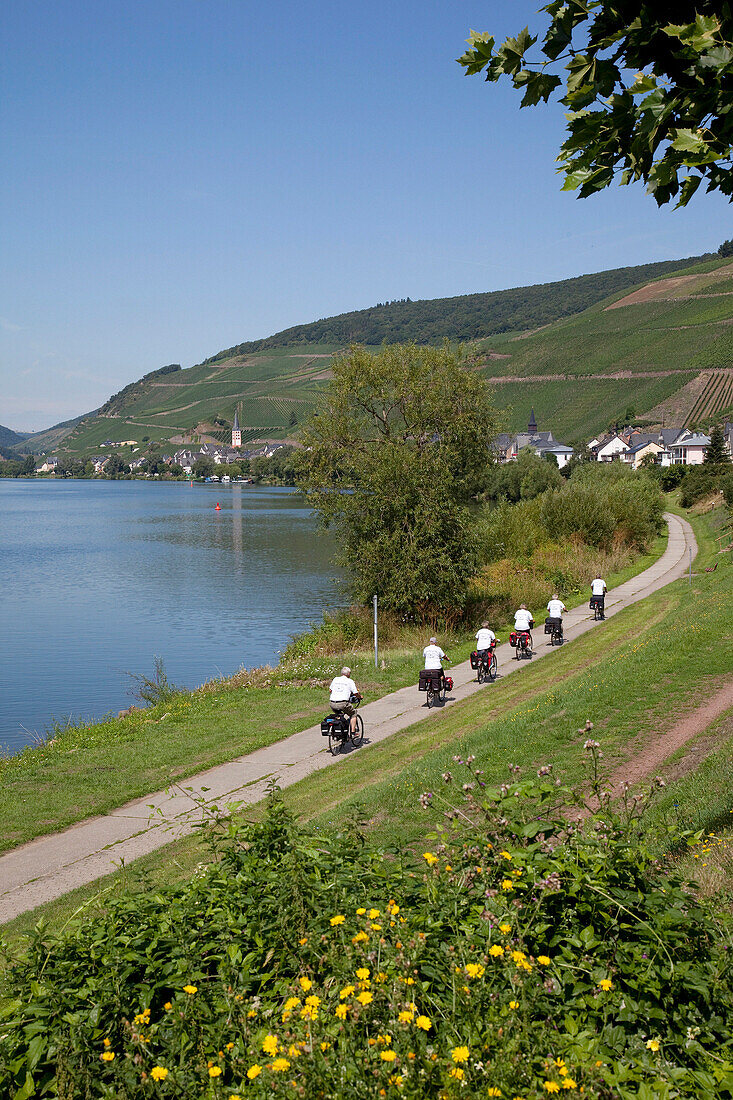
left=2, top=0, right=731, bottom=430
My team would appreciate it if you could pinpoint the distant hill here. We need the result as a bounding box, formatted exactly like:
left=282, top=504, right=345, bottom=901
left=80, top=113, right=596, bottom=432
left=0, top=424, right=29, bottom=452
left=206, top=255, right=711, bottom=360
left=45, top=252, right=733, bottom=459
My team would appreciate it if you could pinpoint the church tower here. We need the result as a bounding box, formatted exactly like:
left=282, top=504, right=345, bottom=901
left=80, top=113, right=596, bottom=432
left=232, top=408, right=242, bottom=448
left=528, top=408, right=538, bottom=435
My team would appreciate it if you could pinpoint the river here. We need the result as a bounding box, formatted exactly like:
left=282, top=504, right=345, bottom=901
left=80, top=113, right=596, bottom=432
left=0, top=479, right=339, bottom=754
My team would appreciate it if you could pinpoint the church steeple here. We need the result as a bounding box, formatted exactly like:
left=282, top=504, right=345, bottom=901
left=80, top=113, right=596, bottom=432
left=232, top=408, right=242, bottom=448
left=528, top=408, right=537, bottom=434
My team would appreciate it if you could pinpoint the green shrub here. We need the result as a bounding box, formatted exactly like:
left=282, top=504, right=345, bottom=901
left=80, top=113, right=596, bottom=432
left=2, top=776, right=732, bottom=1099
left=679, top=467, right=720, bottom=508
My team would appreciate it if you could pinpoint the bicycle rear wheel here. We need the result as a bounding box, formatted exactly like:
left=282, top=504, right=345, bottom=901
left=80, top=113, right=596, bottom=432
left=328, top=725, right=344, bottom=755
left=350, top=714, right=364, bottom=747
left=426, top=687, right=436, bottom=708
left=490, top=654, right=497, bottom=680
left=477, top=663, right=486, bottom=684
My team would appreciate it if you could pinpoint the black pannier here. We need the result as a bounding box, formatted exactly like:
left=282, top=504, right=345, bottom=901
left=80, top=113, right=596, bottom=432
left=419, top=669, right=442, bottom=691
left=544, top=616, right=562, bottom=635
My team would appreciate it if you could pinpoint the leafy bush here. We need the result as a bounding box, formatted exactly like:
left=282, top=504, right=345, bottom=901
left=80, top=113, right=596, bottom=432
left=679, top=467, right=720, bottom=508
left=126, top=657, right=179, bottom=707
left=2, top=773, right=732, bottom=1099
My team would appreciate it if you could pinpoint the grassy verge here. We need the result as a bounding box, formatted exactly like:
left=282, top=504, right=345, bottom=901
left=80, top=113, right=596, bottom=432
left=2, top=511, right=727, bottom=947
left=0, top=530, right=668, bottom=853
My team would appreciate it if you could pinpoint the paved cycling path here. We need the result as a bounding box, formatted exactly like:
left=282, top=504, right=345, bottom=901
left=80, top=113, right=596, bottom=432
left=0, top=513, right=695, bottom=923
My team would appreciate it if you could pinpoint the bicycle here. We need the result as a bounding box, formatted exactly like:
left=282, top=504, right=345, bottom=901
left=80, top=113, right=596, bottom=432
left=476, top=643, right=498, bottom=683
left=320, top=695, right=364, bottom=756
left=544, top=617, right=563, bottom=646
left=512, top=630, right=533, bottom=659
left=419, top=669, right=453, bottom=708
left=590, top=596, right=605, bottom=621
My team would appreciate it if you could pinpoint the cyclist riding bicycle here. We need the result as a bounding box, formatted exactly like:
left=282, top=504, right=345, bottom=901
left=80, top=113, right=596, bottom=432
left=591, top=574, right=607, bottom=619
left=423, top=637, right=449, bottom=687
left=513, top=604, right=534, bottom=649
left=328, top=666, right=361, bottom=734
left=545, top=593, right=566, bottom=645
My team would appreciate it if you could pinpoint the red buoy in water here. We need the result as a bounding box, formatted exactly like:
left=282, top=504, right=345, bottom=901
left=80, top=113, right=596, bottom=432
left=215, top=502, right=221, bottom=510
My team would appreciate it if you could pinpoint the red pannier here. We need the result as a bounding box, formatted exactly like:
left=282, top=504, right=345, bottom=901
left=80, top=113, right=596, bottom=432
left=444, top=676, right=453, bottom=692
left=469, top=650, right=480, bottom=670
left=509, top=631, right=518, bottom=647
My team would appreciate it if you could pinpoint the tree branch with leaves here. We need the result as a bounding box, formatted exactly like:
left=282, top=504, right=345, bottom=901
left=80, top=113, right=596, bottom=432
left=458, top=1, right=733, bottom=207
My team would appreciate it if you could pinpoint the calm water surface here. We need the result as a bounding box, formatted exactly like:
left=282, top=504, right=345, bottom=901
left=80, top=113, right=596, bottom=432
left=0, top=480, right=339, bottom=754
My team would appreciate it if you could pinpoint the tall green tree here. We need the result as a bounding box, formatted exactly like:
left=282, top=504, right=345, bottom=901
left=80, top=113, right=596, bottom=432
left=704, top=423, right=730, bottom=464
left=459, top=3, right=733, bottom=207
left=300, top=344, right=500, bottom=618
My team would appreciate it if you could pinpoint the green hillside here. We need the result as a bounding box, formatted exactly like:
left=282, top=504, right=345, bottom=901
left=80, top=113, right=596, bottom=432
left=48, top=254, right=733, bottom=459
left=0, top=424, right=28, bottom=454
left=207, top=255, right=709, bottom=358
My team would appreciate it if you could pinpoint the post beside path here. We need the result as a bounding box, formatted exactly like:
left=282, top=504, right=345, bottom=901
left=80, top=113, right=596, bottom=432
left=0, top=513, right=696, bottom=924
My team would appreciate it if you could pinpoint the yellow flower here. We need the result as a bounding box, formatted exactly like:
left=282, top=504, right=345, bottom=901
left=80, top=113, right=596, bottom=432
left=544, top=1083, right=561, bottom=1094
left=163, top=1002, right=172, bottom=1011
left=511, top=950, right=526, bottom=963
left=183, top=984, right=198, bottom=995
left=376, top=972, right=387, bottom=983
left=465, top=963, right=485, bottom=978
left=283, top=997, right=301, bottom=1011
left=225, top=1042, right=234, bottom=1051
left=356, top=967, right=370, bottom=980
left=299, top=976, right=313, bottom=992
left=449, top=1066, right=465, bottom=1080
left=487, top=1090, right=503, bottom=1097
left=305, top=994, right=321, bottom=1008
left=387, top=901, right=400, bottom=915
left=300, top=1004, right=318, bottom=1021
left=330, top=915, right=346, bottom=926
left=500, top=850, right=513, bottom=861
left=335, top=1004, right=348, bottom=1019
left=208, top=1066, right=222, bottom=1078
left=415, top=1015, right=432, bottom=1031
left=356, top=907, right=367, bottom=915
left=320, top=1041, right=331, bottom=1052
left=499, top=923, right=512, bottom=933
left=509, top=1000, right=519, bottom=1009
left=247, top=1009, right=257, bottom=1018
left=444, top=865, right=452, bottom=872
left=371, top=923, right=382, bottom=931
left=103, top=1038, right=111, bottom=1048
left=501, top=879, right=515, bottom=891
left=562, top=1080, right=577, bottom=1090
left=247, top=1064, right=262, bottom=1080
left=352, top=931, right=369, bottom=944
left=599, top=978, right=613, bottom=991
left=150, top=1066, right=168, bottom=1080
left=100, top=1051, right=115, bottom=1062
left=298, top=936, right=308, bottom=945
left=538, top=956, right=551, bottom=966
left=422, top=852, right=438, bottom=865
left=451, top=1046, right=469, bottom=1064
left=489, top=944, right=505, bottom=957
left=646, top=1038, right=660, bottom=1052
left=380, top=1050, right=397, bottom=1062
left=398, top=1010, right=414, bottom=1023
left=262, top=1035, right=279, bottom=1056
left=340, top=985, right=355, bottom=999
left=369, top=908, right=380, bottom=919
left=357, top=991, right=374, bottom=1005
left=271, top=1057, right=291, bottom=1073
left=288, top=1045, right=302, bottom=1058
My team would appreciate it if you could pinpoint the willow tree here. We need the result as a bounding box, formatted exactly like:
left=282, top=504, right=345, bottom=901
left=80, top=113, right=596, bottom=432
left=300, top=343, right=500, bottom=619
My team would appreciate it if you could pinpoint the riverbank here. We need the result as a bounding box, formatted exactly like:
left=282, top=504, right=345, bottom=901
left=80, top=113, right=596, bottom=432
left=0, top=524, right=668, bottom=855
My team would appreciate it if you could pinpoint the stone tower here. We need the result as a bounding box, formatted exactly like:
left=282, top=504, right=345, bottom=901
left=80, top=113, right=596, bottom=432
left=232, top=408, right=242, bottom=448
left=528, top=408, right=538, bottom=435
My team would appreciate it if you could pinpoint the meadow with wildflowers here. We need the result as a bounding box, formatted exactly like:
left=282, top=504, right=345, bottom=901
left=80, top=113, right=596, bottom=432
left=2, top=776, right=732, bottom=1099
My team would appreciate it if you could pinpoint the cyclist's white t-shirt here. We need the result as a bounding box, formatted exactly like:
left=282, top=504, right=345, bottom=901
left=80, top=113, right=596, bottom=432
left=514, top=609, right=533, bottom=631
left=475, top=628, right=495, bottom=649
left=547, top=599, right=566, bottom=618
left=591, top=578, right=607, bottom=596
left=329, top=675, right=357, bottom=703
left=423, top=644, right=445, bottom=670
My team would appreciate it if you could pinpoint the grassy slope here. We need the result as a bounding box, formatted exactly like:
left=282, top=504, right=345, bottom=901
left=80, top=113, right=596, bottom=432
left=4, top=514, right=731, bottom=946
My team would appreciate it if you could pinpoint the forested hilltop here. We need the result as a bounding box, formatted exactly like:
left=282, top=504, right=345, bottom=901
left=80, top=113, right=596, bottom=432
left=206, top=255, right=709, bottom=359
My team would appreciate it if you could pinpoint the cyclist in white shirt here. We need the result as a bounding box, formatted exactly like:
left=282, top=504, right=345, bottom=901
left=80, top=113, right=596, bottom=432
left=591, top=574, right=607, bottom=619
left=423, top=637, right=449, bottom=687
left=547, top=594, right=566, bottom=619
left=514, top=605, right=533, bottom=633
left=475, top=622, right=497, bottom=651
left=329, top=666, right=360, bottom=733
